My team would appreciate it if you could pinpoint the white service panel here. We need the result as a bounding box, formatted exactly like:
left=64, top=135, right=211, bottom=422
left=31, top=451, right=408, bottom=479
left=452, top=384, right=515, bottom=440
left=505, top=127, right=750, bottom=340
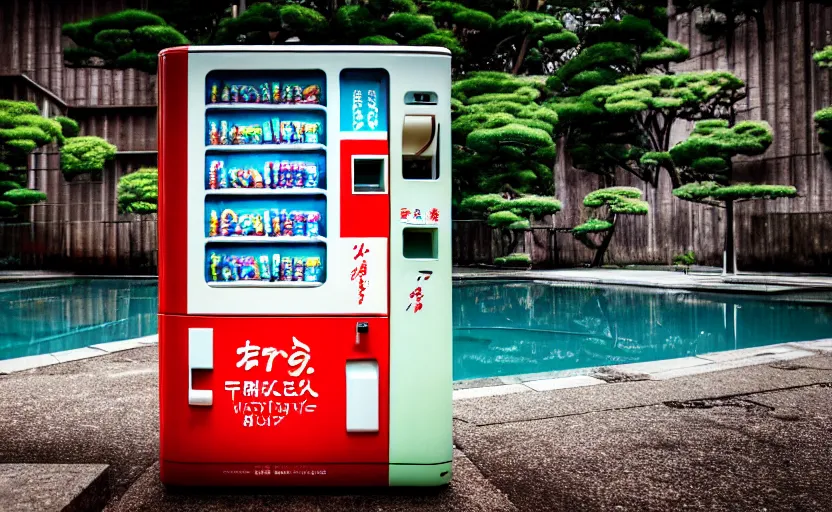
left=346, top=360, right=379, bottom=432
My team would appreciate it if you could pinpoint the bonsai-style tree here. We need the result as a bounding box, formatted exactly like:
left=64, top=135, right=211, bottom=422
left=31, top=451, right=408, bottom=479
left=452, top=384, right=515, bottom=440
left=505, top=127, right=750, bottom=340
left=214, top=2, right=329, bottom=45
left=670, top=119, right=795, bottom=274
left=813, top=45, right=832, bottom=162
left=452, top=72, right=560, bottom=202
left=61, top=136, right=117, bottom=181
left=0, top=100, right=116, bottom=218
left=460, top=193, right=562, bottom=266
left=490, top=11, right=579, bottom=75
left=62, top=9, right=189, bottom=73
left=572, top=186, right=648, bottom=267
left=117, top=168, right=159, bottom=215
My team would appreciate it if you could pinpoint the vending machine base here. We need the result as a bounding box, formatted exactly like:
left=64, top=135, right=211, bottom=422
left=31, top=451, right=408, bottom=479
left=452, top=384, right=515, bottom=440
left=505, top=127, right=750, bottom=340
left=159, top=461, right=452, bottom=487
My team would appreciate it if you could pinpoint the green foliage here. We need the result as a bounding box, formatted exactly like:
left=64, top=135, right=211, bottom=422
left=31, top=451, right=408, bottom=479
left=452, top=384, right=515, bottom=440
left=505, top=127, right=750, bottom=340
left=60, top=137, right=117, bottom=180
left=63, top=9, right=188, bottom=73
left=459, top=194, right=506, bottom=214
left=490, top=195, right=562, bottom=218
left=359, top=35, right=398, bottom=45
left=572, top=218, right=613, bottom=234
left=0, top=181, right=21, bottom=194
left=583, top=187, right=649, bottom=215
left=3, top=188, right=47, bottom=206
left=814, top=49, right=832, bottom=162
left=672, top=250, right=696, bottom=266
left=815, top=46, right=832, bottom=68
left=0, top=201, right=17, bottom=218
left=494, top=253, right=531, bottom=266
left=453, top=72, right=558, bottom=200
left=672, top=182, right=797, bottom=202
left=669, top=120, right=773, bottom=184
left=383, top=13, right=436, bottom=40
left=410, top=30, right=466, bottom=57
left=118, top=168, right=159, bottom=215
left=487, top=210, right=525, bottom=228
left=55, top=116, right=80, bottom=139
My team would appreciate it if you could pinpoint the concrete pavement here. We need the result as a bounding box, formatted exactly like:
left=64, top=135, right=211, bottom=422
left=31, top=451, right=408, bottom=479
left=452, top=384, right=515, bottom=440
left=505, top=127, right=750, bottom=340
left=1, top=346, right=831, bottom=510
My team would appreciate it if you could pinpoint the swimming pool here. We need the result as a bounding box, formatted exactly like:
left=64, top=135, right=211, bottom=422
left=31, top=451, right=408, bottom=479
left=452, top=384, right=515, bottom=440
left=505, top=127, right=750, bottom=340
left=3, top=279, right=832, bottom=381
left=0, top=279, right=157, bottom=360
left=453, top=280, right=832, bottom=380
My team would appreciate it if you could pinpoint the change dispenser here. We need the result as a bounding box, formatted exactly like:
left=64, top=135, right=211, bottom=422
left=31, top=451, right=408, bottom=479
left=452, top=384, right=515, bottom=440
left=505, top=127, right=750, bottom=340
left=157, top=45, right=452, bottom=487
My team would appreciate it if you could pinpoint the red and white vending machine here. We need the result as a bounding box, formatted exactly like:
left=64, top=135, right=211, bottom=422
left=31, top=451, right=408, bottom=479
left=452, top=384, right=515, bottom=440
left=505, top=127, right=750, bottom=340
left=157, top=45, right=452, bottom=487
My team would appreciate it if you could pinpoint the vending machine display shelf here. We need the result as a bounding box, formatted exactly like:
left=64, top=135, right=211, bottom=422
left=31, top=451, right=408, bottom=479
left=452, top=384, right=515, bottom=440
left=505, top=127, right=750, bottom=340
left=205, top=104, right=327, bottom=113
left=205, top=236, right=327, bottom=244
left=206, top=280, right=324, bottom=288
left=204, top=188, right=327, bottom=196
left=205, top=144, right=326, bottom=153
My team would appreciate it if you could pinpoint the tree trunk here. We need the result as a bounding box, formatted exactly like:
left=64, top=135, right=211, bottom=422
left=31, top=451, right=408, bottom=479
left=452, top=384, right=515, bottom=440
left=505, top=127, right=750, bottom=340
left=512, top=36, right=530, bottom=75
left=724, top=199, right=735, bottom=274
left=591, top=213, right=617, bottom=267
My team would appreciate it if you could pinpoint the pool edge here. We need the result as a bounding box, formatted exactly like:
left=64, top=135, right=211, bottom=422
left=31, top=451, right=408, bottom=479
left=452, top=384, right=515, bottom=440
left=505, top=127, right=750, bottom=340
left=452, top=338, right=832, bottom=401
left=0, top=335, right=158, bottom=375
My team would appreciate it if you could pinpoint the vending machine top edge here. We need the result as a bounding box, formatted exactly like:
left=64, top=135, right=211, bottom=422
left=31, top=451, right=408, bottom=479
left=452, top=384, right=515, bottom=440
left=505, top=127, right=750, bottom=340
left=158, top=45, right=452, bottom=487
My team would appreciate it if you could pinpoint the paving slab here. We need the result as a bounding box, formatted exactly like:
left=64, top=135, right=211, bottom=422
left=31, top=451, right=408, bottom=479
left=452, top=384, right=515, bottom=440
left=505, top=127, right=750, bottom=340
left=649, top=350, right=817, bottom=380
left=523, top=375, right=605, bottom=392
left=453, top=384, right=531, bottom=401
left=0, top=354, right=60, bottom=375
left=0, top=346, right=159, bottom=498
left=0, top=463, right=109, bottom=512
left=51, top=347, right=109, bottom=364
left=612, top=356, right=712, bottom=375
left=453, top=354, right=832, bottom=426
left=454, top=385, right=832, bottom=511
left=108, top=450, right=516, bottom=512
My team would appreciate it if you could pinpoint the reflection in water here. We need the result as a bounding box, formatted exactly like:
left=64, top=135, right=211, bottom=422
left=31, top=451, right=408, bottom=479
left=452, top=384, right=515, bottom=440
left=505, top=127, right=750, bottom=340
left=453, top=281, right=832, bottom=381
left=0, top=279, right=158, bottom=360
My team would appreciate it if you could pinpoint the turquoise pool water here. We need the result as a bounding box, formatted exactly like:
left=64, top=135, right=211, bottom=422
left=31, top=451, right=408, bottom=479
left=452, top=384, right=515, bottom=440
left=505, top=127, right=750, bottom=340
left=3, top=279, right=832, bottom=382
left=453, top=280, right=832, bottom=380
left=0, top=279, right=157, bottom=360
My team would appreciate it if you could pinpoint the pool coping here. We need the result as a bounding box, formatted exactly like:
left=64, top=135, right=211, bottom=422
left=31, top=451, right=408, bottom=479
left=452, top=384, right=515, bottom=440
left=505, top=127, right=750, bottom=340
left=451, top=338, right=832, bottom=401
left=0, top=335, right=158, bottom=375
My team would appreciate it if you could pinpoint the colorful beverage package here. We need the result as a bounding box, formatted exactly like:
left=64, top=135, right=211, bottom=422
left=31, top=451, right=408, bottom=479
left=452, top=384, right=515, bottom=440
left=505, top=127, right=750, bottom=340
left=252, top=126, right=263, bottom=144
left=224, top=256, right=240, bottom=281
left=208, top=252, right=222, bottom=281
left=239, top=256, right=259, bottom=280
left=282, top=84, right=293, bottom=104
left=304, top=257, right=321, bottom=282
left=280, top=209, right=293, bottom=236
left=219, top=121, right=229, bottom=145
left=291, top=211, right=306, bottom=237
left=259, top=83, right=270, bottom=103
left=240, top=86, right=252, bottom=103
left=209, top=82, right=219, bottom=103
left=263, top=210, right=271, bottom=236
left=294, top=163, right=305, bottom=188
left=301, top=85, right=321, bottom=104
left=230, top=85, right=239, bottom=102
left=306, top=211, right=320, bottom=237
left=292, top=257, right=305, bottom=281
left=230, top=125, right=241, bottom=145
left=278, top=161, right=289, bottom=188
left=271, top=254, right=281, bottom=281
left=258, top=255, right=271, bottom=280
left=262, top=120, right=273, bottom=145
left=303, top=123, right=319, bottom=144
left=280, top=256, right=292, bottom=281
left=287, top=162, right=298, bottom=188
left=304, top=163, right=318, bottom=188
left=221, top=85, right=230, bottom=102
left=209, top=210, right=219, bottom=237
left=270, top=117, right=281, bottom=143
left=270, top=209, right=281, bottom=236
left=208, top=161, right=218, bottom=189
left=271, top=83, right=281, bottom=103
left=262, top=163, right=271, bottom=189
left=208, top=122, right=219, bottom=145
left=291, top=85, right=303, bottom=103
left=279, top=121, right=298, bottom=144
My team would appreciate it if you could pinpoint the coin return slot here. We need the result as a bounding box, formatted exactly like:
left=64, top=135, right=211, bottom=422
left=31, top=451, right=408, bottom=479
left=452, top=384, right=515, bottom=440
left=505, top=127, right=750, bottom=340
left=353, top=156, right=387, bottom=193
left=403, top=227, right=438, bottom=259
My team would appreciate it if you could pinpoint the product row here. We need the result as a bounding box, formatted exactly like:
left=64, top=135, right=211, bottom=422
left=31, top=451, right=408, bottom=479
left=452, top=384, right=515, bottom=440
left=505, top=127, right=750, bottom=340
left=208, top=252, right=322, bottom=282
left=208, top=81, right=322, bottom=105
left=208, top=160, right=320, bottom=189
left=209, top=209, right=322, bottom=238
left=208, top=119, right=321, bottom=146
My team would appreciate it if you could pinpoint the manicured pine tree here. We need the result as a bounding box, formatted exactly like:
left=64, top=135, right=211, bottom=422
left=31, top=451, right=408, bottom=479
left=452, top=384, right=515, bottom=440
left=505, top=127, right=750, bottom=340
left=117, top=168, right=159, bottom=215
left=0, top=101, right=116, bottom=219
left=670, top=119, right=795, bottom=274
left=62, top=10, right=189, bottom=73
left=813, top=45, right=832, bottom=163
left=571, top=186, right=648, bottom=267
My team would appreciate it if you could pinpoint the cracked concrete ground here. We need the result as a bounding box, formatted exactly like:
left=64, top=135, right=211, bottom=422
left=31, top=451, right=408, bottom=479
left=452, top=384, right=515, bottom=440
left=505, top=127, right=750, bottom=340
left=1, top=346, right=831, bottom=511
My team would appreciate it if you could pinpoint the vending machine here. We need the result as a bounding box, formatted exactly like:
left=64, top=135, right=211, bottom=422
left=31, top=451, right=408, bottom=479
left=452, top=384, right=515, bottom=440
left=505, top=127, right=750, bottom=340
left=157, top=45, right=452, bottom=487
